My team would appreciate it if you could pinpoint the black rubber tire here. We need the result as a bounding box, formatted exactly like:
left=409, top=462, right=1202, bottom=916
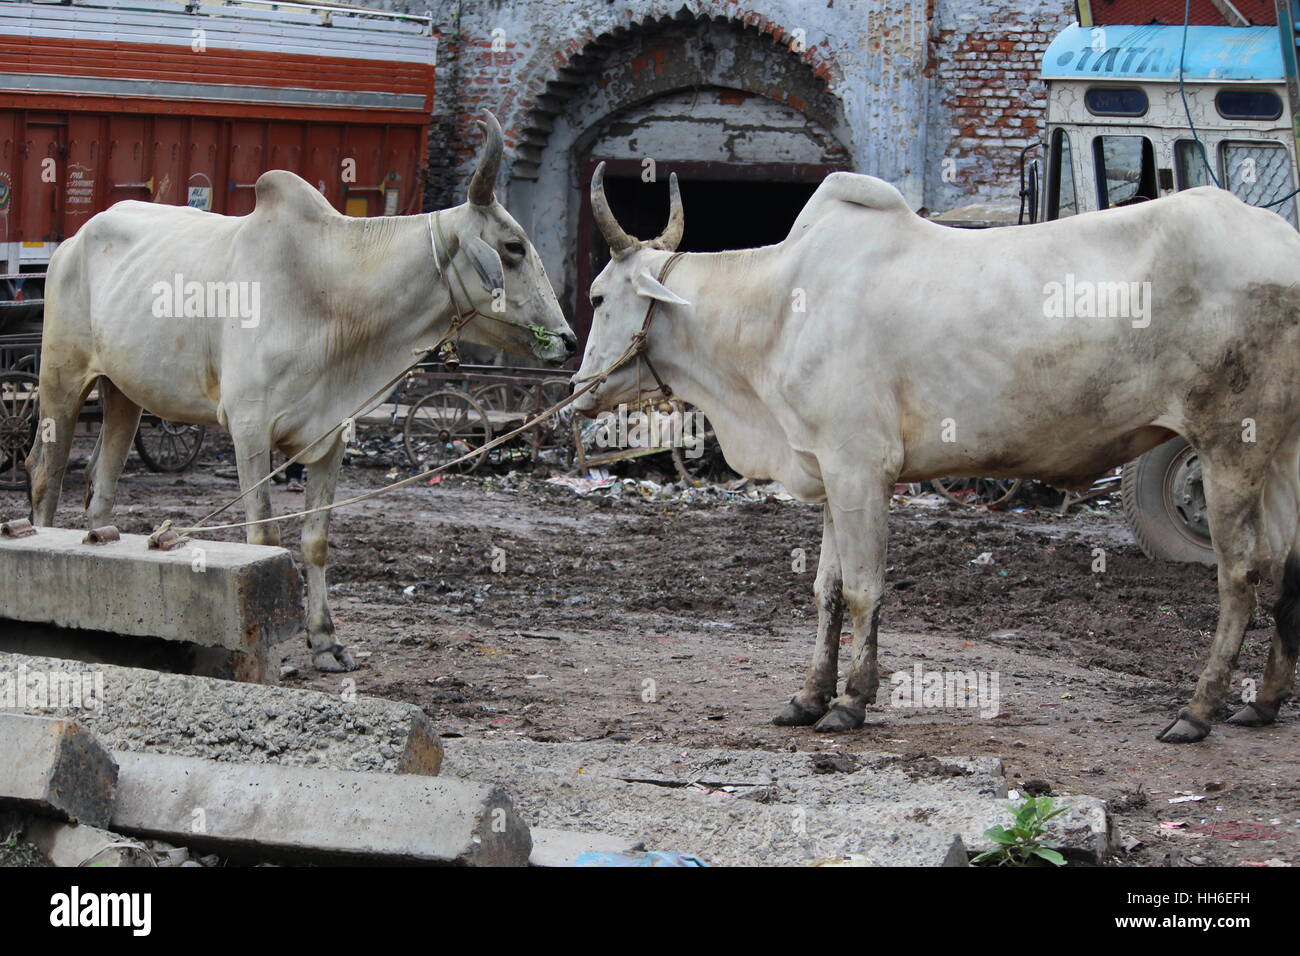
left=1120, top=436, right=1216, bottom=566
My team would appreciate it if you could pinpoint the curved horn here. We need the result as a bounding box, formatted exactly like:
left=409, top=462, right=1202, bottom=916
left=649, top=172, right=684, bottom=251
left=590, top=161, right=637, bottom=257
left=468, top=109, right=503, bottom=206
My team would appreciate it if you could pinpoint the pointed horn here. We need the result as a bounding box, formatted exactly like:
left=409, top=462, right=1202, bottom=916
left=590, top=161, right=637, bottom=257
left=468, top=109, right=503, bottom=206
left=650, top=172, right=684, bottom=251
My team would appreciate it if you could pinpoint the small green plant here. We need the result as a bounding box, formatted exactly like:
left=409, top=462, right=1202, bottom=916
left=971, top=796, right=1069, bottom=867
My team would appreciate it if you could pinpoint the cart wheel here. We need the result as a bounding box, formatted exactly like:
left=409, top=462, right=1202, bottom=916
left=930, top=476, right=1022, bottom=509
left=671, top=403, right=726, bottom=484
left=472, top=382, right=534, bottom=465
left=404, top=389, right=492, bottom=473
left=523, top=377, right=575, bottom=468
left=134, top=417, right=207, bottom=473
left=472, top=382, right=532, bottom=414
left=0, top=370, right=38, bottom=491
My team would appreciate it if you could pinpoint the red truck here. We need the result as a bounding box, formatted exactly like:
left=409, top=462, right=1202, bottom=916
left=0, top=0, right=437, bottom=329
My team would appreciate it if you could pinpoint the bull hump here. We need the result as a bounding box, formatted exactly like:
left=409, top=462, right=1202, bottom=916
left=252, top=170, right=338, bottom=223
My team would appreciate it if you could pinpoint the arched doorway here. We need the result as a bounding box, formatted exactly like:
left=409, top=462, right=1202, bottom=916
left=505, top=16, right=852, bottom=345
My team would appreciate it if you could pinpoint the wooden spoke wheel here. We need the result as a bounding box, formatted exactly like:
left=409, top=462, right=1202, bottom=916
left=929, top=476, right=1023, bottom=509
left=134, top=417, right=207, bottom=473
left=403, top=389, right=493, bottom=473
left=0, top=370, right=38, bottom=491
left=522, top=377, right=576, bottom=468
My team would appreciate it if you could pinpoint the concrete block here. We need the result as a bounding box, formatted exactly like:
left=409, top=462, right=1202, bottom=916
left=890, top=794, right=1112, bottom=862
left=444, top=739, right=1006, bottom=803
left=24, top=819, right=150, bottom=868
left=0, top=527, right=302, bottom=683
left=109, top=751, right=531, bottom=866
left=0, top=714, right=117, bottom=826
left=443, top=744, right=965, bottom=866
left=529, top=828, right=644, bottom=867
left=0, top=652, right=443, bottom=775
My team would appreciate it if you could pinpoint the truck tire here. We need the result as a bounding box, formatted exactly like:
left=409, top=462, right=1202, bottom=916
left=1120, top=436, right=1215, bottom=566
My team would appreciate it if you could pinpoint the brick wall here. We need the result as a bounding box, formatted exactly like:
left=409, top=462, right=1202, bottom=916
left=380, top=0, right=1075, bottom=215
left=927, top=0, right=1077, bottom=211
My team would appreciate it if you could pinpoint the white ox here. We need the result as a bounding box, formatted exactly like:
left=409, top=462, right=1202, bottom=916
left=575, top=164, right=1300, bottom=744
left=28, top=112, right=576, bottom=672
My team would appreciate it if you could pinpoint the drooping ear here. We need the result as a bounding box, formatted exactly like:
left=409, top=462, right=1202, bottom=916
left=635, top=269, right=691, bottom=306
left=463, top=235, right=504, bottom=293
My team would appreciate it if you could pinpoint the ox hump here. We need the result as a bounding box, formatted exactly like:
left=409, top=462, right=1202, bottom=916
left=252, top=169, right=338, bottom=223
left=787, top=172, right=912, bottom=240
left=817, top=172, right=911, bottom=212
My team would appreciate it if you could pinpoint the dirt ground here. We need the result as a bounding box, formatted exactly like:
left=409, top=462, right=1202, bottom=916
left=4, top=433, right=1298, bottom=868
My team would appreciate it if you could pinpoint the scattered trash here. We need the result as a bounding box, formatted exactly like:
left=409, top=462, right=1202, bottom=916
left=1168, top=795, right=1205, bottom=804
left=970, top=552, right=995, bottom=565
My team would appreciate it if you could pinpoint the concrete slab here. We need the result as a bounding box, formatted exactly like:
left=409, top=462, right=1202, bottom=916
left=109, top=750, right=531, bottom=866
left=0, top=652, right=443, bottom=775
left=23, top=819, right=151, bottom=867
left=0, top=714, right=117, bottom=826
left=444, top=738, right=1006, bottom=804
left=0, top=527, right=302, bottom=683
left=529, top=828, right=644, bottom=867
left=443, top=752, right=965, bottom=866
left=881, top=795, right=1112, bottom=862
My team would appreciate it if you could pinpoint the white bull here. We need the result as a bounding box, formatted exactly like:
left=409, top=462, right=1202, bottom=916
left=575, top=164, right=1300, bottom=744
left=28, top=111, right=576, bottom=672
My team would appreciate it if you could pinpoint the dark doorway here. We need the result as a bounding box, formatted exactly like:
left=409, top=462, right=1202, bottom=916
left=575, top=158, right=846, bottom=345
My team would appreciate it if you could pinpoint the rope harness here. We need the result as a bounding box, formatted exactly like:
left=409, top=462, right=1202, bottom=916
left=152, top=247, right=687, bottom=542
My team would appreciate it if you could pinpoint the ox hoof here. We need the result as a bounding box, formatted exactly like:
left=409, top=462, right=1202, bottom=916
left=813, top=704, right=866, bottom=734
left=773, top=697, right=828, bottom=727
left=1156, top=709, right=1212, bottom=744
left=1225, top=701, right=1278, bottom=727
left=312, top=645, right=357, bottom=673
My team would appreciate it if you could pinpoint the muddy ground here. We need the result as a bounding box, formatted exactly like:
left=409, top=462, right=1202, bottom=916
left=4, top=432, right=1298, bottom=868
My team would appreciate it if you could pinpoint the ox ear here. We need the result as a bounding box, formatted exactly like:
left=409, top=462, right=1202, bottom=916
left=635, top=270, right=691, bottom=307
left=464, top=235, right=504, bottom=293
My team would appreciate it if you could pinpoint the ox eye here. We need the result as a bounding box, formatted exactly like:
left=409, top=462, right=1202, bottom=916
left=591, top=295, right=604, bottom=308
left=504, top=240, right=525, bottom=256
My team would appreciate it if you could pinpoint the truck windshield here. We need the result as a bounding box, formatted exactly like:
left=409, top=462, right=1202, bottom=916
left=1093, top=134, right=1156, bottom=208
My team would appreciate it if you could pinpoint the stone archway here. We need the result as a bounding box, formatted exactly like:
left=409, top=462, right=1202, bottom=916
left=502, top=14, right=853, bottom=334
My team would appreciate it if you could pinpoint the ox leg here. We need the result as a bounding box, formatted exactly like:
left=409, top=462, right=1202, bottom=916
left=774, top=506, right=842, bottom=725
left=84, top=379, right=142, bottom=527
left=1159, top=456, right=1270, bottom=743
left=302, top=438, right=355, bottom=673
left=1229, top=429, right=1300, bottom=727
left=814, top=479, right=891, bottom=733
left=231, top=430, right=280, bottom=548
left=26, top=371, right=91, bottom=527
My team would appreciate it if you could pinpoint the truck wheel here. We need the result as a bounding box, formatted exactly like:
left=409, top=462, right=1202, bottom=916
left=1120, top=436, right=1215, bottom=566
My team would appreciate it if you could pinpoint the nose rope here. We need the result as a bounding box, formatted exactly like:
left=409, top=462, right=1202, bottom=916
left=573, top=251, right=685, bottom=401
left=429, top=212, right=563, bottom=349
